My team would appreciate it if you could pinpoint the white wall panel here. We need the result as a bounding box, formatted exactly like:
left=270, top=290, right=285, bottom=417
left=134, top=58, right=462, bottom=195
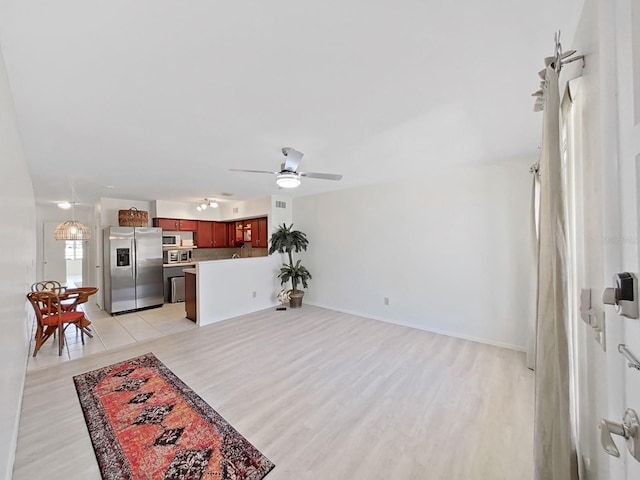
left=293, top=159, right=536, bottom=350
left=0, top=44, right=36, bottom=480
left=197, top=256, right=281, bottom=325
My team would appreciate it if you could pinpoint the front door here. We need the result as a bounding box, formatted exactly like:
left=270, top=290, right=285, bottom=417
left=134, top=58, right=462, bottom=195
left=611, top=0, right=640, bottom=478
left=565, top=1, right=640, bottom=476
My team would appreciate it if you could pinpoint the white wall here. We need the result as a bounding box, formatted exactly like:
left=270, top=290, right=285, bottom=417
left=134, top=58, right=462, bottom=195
left=293, top=159, right=536, bottom=350
left=270, top=194, right=293, bottom=235
left=197, top=257, right=281, bottom=325
left=153, top=196, right=285, bottom=224
left=219, top=196, right=271, bottom=221
left=152, top=199, right=222, bottom=221
left=0, top=44, right=36, bottom=480
left=100, top=197, right=152, bottom=228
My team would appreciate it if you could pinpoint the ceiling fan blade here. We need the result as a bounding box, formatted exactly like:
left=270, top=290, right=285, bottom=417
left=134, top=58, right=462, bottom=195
left=282, top=147, right=303, bottom=172
left=229, top=169, right=277, bottom=175
left=299, top=172, right=343, bottom=181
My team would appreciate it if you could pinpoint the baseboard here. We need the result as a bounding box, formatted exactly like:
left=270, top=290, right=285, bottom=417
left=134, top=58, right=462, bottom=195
left=306, top=302, right=526, bottom=352
left=5, top=346, right=29, bottom=480
left=199, top=302, right=280, bottom=326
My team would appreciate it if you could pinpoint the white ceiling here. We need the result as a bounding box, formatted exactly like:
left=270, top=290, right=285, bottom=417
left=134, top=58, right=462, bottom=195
left=0, top=0, right=582, bottom=207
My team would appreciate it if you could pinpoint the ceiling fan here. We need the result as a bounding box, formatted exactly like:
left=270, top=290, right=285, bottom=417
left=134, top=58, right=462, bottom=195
left=230, top=147, right=343, bottom=189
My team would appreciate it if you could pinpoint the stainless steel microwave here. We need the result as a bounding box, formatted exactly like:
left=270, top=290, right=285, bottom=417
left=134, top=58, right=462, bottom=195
left=163, top=250, right=180, bottom=264
left=162, top=234, right=180, bottom=246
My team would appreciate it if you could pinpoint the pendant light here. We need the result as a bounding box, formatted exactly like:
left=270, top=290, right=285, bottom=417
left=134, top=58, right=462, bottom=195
left=54, top=181, right=91, bottom=240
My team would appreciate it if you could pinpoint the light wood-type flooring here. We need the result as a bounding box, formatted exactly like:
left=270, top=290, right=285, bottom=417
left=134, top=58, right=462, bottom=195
left=14, top=305, right=534, bottom=479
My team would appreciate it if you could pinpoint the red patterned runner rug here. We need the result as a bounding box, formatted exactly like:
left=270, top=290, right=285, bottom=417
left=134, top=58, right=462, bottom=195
left=73, top=353, right=274, bottom=480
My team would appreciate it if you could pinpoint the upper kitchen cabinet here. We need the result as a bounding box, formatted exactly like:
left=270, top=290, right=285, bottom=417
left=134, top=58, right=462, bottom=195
left=196, top=221, right=213, bottom=248
left=234, top=222, right=244, bottom=245
left=196, top=221, right=228, bottom=248
left=250, top=217, right=268, bottom=248
left=213, top=222, right=228, bottom=248
left=153, top=218, right=198, bottom=232
left=258, top=217, right=268, bottom=248
left=228, top=222, right=240, bottom=247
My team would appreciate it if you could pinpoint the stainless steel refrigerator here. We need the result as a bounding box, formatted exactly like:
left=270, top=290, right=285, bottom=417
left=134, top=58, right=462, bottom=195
left=103, top=227, right=163, bottom=314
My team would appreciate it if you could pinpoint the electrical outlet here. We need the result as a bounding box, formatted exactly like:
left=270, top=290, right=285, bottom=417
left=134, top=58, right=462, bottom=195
left=252, top=291, right=257, bottom=298
left=384, top=297, right=389, bottom=306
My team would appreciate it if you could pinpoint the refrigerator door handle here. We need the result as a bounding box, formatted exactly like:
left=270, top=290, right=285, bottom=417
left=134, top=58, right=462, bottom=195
left=135, top=238, right=140, bottom=279
left=131, top=239, right=136, bottom=280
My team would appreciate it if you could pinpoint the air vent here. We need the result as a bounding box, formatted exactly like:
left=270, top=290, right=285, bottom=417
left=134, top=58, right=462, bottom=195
left=220, top=192, right=233, bottom=197
left=233, top=207, right=239, bottom=214
left=275, top=201, right=287, bottom=209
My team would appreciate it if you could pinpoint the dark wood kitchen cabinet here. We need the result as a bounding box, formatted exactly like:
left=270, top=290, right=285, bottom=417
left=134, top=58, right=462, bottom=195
left=251, top=217, right=269, bottom=248
left=178, top=219, right=198, bottom=231
left=196, top=221, right=228, bottom=248
left=227, top=222, right=238, bottom=247
left=213, top=222, right=227, bottom=247
left=153, top=218, right=198, bottom=232
left=196, top=221, right=213, bottom=248
left=185, top=270, right=197, bottom=322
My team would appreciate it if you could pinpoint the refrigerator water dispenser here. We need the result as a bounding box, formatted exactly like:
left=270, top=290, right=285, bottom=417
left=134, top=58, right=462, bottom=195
left=116, top=248, right=130, bottom=267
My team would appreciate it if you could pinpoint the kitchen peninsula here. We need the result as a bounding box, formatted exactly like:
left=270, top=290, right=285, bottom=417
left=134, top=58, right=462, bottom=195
left=185, top=255, right=281, bottom=326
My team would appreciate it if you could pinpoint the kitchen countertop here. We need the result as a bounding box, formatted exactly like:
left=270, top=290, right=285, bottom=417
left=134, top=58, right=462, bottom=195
left=183, top=268, right=196, bottom=274
left=163, top=262, right=196, bottom=268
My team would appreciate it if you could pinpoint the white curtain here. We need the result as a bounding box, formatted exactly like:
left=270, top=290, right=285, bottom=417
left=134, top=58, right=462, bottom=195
left=527, top=165, right=540, bottom=370
left=533, top=65, right=578, bottom=480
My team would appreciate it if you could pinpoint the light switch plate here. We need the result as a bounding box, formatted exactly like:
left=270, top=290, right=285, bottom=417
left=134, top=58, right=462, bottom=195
left=580, top=288, right=593, bottom=325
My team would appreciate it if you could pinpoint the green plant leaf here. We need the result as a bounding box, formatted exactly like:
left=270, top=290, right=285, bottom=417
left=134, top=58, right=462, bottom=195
left=269, top=223, right=311, bottom=290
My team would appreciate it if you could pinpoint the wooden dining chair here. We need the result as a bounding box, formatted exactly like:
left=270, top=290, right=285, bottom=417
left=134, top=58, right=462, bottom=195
left=30, top=281, right=95, bottom=335
left=60, top=287, right=98, bottom=336
left=26, top=291, right=92, bottom=357
left=30, top=280, right=65, bottom=295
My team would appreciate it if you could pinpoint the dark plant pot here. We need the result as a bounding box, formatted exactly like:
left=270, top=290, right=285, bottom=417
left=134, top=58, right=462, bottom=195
left=289, top=290, right=304, bottom=308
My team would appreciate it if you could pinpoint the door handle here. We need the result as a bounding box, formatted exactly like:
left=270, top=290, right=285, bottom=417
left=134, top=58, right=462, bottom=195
left=602, top=272, right=639, bottom=319
left=600, top=409, right=640, bottom=462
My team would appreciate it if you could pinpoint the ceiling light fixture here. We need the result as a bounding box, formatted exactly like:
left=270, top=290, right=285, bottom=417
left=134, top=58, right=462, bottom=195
left=275, top=172, right=301, bottom=189
left=57, top=201, right=72, bottom=209
left=54, top=220, right=90, bottom=241
left=196, top=198, right=219, bottom=211
left=54, top=181, right=90, bottom=240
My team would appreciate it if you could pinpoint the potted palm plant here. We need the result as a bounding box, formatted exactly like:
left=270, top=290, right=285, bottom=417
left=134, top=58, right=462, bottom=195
left=269, top=223, right=312, bottom=308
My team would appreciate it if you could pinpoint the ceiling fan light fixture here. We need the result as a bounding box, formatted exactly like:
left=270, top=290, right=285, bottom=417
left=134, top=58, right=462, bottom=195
left=276, top=172, right=301, bottom=189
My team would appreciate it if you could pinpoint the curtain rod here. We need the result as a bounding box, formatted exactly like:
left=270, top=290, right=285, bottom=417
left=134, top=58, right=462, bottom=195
left=530, top=162, right=540, bottom=176
left=532, top=31, right=584, bottom=112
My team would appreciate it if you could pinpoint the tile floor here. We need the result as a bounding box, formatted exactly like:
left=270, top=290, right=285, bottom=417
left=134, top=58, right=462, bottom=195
left=27, top=301, right=197, bottom=371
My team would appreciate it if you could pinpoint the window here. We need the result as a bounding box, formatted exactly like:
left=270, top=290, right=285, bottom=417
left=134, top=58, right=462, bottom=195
left=65, top=240, right=83, bottom=260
